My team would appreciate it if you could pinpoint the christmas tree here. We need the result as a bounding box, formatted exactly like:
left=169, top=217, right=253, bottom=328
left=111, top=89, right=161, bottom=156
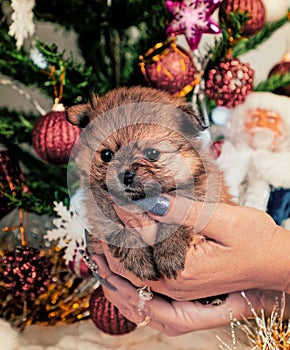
left=0, top=0, right=290, bottom=348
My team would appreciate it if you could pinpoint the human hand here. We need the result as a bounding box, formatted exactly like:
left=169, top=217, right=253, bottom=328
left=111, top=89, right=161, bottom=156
left=110, top=197, right=290, bottom=300
left=93, top=252, right=290, bottom=336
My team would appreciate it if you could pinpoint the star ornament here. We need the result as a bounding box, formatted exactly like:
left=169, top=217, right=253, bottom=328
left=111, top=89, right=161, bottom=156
left=165, top=0, right=222, bottom=50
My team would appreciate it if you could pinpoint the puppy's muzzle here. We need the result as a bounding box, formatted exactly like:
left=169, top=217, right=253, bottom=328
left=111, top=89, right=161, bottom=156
left=118, top=170, right=136, bottom=186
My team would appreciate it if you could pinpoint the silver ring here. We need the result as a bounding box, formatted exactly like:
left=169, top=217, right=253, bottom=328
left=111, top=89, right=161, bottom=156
left=137, top=285, right=153, bottom=301
left=136, top=315, right=151, bottom=328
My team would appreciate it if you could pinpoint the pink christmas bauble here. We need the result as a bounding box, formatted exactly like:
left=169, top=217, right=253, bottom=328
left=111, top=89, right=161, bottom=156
left=219, top=0, right=266, bottom=36
left=32, top=104, right=81, bottom=165
left=139, top=39, right=198, bottom=96
left=89, top=287, right=137, bottom=335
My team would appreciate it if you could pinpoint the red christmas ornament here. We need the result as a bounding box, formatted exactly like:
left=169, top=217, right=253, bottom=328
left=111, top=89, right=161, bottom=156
left=0, top=246, right=52, bottom=301
left=0, top=150, right=29, bottom=219
left=219, top=0, right=266, bottom=36
left=89, top=286, right=137, bottom=335
left=32, top=103, right=81, bottom=165
left=205, top=56, right=254, bottom=108
left=139, top=39, right=198, bottom=97
left=268, top=51, right=290, bottom=97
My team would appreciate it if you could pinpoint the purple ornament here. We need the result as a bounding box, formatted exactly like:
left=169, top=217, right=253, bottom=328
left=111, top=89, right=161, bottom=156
left=165, top=0, right=222, bottom=50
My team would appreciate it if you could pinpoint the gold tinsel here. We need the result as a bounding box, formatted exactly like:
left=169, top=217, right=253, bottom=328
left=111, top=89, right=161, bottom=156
left=0, top=246, right=97, bottom=332
left=218, top=292, right=290, bottom=350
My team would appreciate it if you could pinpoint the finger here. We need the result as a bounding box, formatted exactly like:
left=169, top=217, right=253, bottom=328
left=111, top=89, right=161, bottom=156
left=135, top=291, right=253, bottom=336
left=146, top=195, right=263, bottom=243
left=146, top=195, right=226, bottom=239
left=92, top=254, right=150, bottom=324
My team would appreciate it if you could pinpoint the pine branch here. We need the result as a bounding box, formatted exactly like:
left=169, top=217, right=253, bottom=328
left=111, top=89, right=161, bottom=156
left=205, top=11, right=290, bottom=73
left=254, top=72, right=290, bottom=92
left=0, top=30, right=107, bottom=105
left=0, top=108, right=37, bottom=145
left=232, top=13, right=290, bottom=57
left=0, top=143, right=70, bottom=216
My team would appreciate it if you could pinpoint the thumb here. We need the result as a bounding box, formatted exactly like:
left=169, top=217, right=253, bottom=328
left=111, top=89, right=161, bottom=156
left=140, top=195, right=237, bottom=242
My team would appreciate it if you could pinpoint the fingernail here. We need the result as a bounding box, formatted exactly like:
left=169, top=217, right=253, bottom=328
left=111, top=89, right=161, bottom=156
left=134, top=197, right=170, bottom=216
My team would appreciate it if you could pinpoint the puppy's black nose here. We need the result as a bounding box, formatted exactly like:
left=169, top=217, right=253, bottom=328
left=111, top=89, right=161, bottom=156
left=119, top=170, right=136, bottom=186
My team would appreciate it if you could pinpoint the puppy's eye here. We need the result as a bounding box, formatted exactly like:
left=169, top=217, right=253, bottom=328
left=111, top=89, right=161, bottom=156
left=101, top=149, right=114, bottom=162
left=143, top=148, right=160, bottom=162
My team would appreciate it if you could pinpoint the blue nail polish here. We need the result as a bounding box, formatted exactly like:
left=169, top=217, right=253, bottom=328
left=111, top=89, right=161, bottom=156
left=134, top=196, right=170, bottom=216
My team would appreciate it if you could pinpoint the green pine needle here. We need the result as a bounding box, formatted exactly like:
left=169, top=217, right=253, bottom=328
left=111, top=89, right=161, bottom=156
left=255, top=72, right=290, bottom=92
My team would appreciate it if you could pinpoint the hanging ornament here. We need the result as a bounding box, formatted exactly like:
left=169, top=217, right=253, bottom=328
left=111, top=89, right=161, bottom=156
left=205, top=56, right=254, bottom=108
left=0, top=149, right=29, bottom=219
left=139, top=39, right=198, bottom=96
left=0, top=246, right=52, bottom=301
left=262, top=0, right=288, bottom=23
left=32, top=65, right=81, bottom=165
left=32, top=102, right=81, bottom=165
left=165, top=0, right=222, bottom=50
left=268, top=51, right=290, bottom=97
left=89, top=286, right=137, bottom=335
left=219, top=0, right=266, bottom=36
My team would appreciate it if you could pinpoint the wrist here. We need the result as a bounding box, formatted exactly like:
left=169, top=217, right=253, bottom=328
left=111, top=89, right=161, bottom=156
left=263, top=225, right=290, bottom=293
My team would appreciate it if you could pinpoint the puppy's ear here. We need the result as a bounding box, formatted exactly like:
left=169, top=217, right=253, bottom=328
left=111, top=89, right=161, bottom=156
left=177, top=103, right=206, bottom=135
left=66, top=103, right=91, bottom=128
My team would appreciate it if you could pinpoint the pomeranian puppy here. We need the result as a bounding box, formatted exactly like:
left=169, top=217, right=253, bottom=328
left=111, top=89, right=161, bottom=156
left=66, top=86, right=233, bottom=282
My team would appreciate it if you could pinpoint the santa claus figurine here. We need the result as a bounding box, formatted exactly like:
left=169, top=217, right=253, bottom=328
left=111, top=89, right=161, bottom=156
left=218, top=92, right=290, bottom=227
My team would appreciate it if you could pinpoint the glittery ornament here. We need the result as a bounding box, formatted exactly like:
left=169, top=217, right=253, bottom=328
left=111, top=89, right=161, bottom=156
left=89, top=286, right=137, bottom=335
left=0, top=150, right=29, bottom=219
left=139, top=39, right=198, bottom=96
left=218, top=0, right=265, bottom=36
left=0, top=246, right=94, bottom=331
left=165, top=0, right=222, bottom=50
left=205, top=57, right=254, bottom=108
left=32, top=103, right=81, bottom=165
left=0, top=246, right=52, bottom=301
left=268, top=51, right=290, bottom=97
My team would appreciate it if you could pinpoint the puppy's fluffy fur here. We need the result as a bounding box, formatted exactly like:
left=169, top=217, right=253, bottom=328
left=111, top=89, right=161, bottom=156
left=67, top=86, right=233, bottom=281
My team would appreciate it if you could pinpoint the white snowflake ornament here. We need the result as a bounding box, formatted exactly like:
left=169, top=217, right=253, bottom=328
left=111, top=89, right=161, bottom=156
left=45, top=198, right=86, bottom=264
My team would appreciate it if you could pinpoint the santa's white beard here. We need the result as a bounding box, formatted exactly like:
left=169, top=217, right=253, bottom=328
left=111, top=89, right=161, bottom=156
left=248, top=128, right=276, bottom=151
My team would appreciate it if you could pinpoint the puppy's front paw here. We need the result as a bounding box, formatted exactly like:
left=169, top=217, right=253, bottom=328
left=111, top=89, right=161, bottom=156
left=106, top=227, right=160, bottom=281
left=109, top=245, right=160, bottom=281
left=122, top=246, right=161, bottom=281
left=153, top=225, right=190, bottom=279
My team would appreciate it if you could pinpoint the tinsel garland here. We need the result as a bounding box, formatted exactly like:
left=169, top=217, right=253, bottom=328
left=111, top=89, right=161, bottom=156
left=0, top=246, right=96, bottom=331
left=218, top=292, right=290, bottom=349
